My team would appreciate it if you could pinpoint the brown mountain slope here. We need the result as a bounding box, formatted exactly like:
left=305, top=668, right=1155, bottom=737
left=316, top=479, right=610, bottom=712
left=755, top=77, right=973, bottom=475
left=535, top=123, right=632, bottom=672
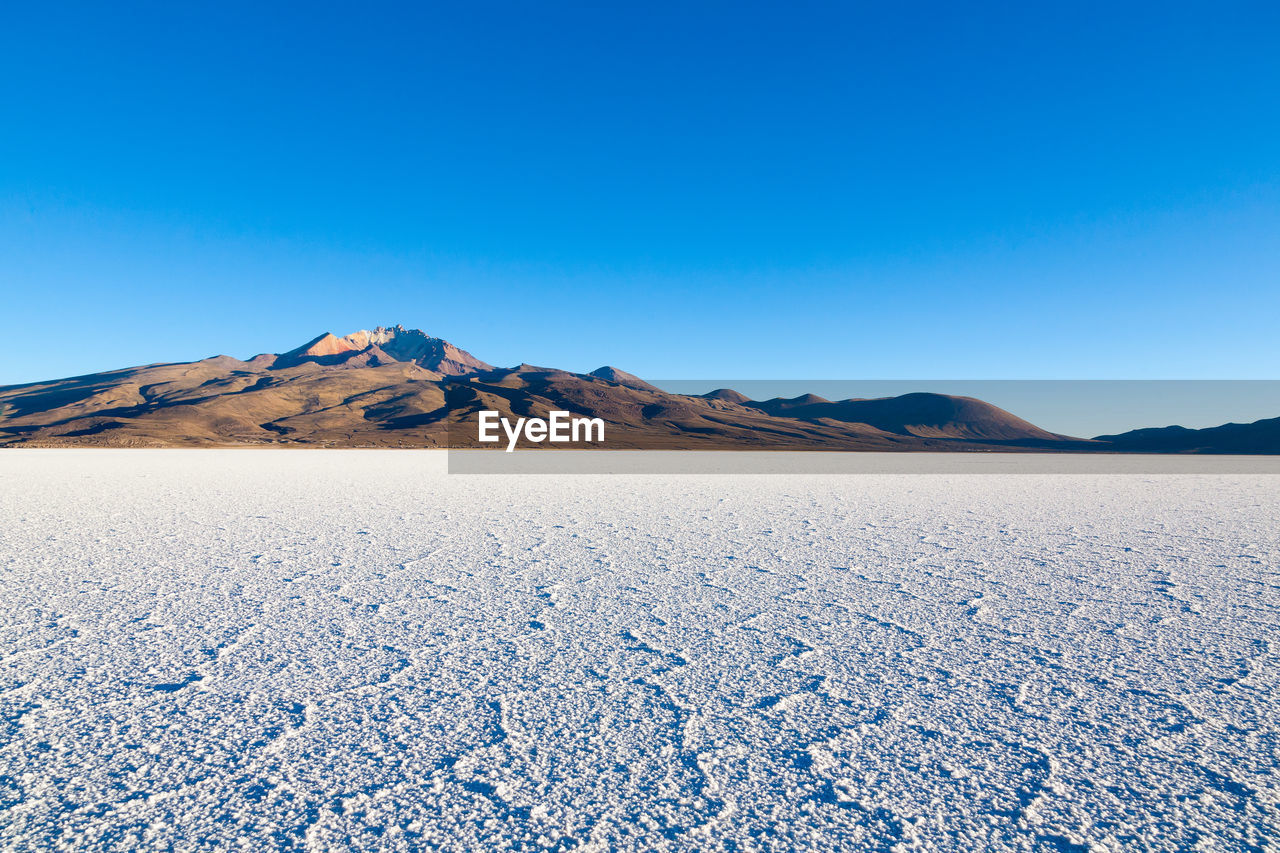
left=0, top=326, right=475, bottom=447
left=701, top=388, right=753, bottom=405
left=1, top=325, right=1089, bottom=450
left=0, top=357, right=448, bottom=447
left=443, top=366, right=914, bottom=450
left=587, top=366, right=662, bottom=392
left=441, top=366, right=1077, bottom=451
left=747, top=392, right=1070, bottom=442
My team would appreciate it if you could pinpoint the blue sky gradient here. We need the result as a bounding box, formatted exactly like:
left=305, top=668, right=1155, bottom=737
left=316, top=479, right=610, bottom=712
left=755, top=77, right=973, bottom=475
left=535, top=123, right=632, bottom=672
left=2, top=2, right=1278, bottom=385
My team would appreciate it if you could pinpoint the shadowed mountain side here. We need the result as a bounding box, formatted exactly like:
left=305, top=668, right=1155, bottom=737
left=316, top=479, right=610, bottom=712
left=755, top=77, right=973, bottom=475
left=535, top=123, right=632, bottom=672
left=442, top=367, right=1068, bottom=451
left=747, top=392, right=1071, bottom=442
left=1094, top=416, right=1280, bottom=454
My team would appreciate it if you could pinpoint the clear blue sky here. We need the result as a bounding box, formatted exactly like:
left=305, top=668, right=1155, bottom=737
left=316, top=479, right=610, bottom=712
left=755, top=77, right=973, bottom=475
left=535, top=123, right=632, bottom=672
left=2, top=1, right=1278, bottom=386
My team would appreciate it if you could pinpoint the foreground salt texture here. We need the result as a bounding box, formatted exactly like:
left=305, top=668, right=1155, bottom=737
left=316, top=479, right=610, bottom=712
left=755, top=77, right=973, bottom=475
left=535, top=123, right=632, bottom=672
left=1, top=451, right=1277, bottom=852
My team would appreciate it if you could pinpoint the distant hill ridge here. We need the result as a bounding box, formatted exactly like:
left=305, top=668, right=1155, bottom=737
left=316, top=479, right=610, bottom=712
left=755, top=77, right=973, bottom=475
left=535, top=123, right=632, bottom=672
left=0, top=325, right=1274, bottom=452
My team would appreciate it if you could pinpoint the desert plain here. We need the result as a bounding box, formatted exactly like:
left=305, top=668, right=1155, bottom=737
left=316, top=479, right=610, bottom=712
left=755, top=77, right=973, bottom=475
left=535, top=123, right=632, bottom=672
left=1, top=450, right=1277, bottom=851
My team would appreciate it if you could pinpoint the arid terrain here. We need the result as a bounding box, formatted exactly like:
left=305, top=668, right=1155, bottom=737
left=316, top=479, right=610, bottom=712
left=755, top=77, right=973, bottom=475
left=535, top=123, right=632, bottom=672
left=1, top=326, right=1276, bottom=452
left=1, top=450, right=1276, bottom=851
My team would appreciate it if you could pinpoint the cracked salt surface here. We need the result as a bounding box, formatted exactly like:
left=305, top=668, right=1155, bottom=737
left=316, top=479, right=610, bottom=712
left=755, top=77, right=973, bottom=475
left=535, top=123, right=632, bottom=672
left=1, top=450, right=1277, bottom=852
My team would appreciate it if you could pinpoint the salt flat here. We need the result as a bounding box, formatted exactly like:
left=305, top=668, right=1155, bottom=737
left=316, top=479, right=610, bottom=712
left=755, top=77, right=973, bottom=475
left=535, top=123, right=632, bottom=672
left=1, top=451, right=1277, bottom=852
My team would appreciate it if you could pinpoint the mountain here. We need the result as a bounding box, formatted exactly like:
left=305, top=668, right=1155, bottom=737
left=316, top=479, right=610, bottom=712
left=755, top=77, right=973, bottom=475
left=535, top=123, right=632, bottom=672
left=746, top=392, right=1066, bottom=442
left=0, top=326, right=474, bottom=447
left=442, top=364, right=977, bottom=450
left=701, top=389, right=752, bottom=405
left=1094, top=416, right=1280, bottom=454
left=1, top=325, right=1272, bottom=451
left=272, top=325, right=493, bottom=373
left=587, top=366, right=662, bottom=392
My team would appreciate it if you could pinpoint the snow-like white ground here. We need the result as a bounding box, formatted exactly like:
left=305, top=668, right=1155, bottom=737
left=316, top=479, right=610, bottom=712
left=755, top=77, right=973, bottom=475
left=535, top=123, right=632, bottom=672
left=1, top=451, right=1277, bottom=852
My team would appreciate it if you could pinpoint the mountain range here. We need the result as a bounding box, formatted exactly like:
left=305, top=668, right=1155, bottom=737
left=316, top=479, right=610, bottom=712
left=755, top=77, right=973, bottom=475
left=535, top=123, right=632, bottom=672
left=0, top=325, right=1274, bottom=452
